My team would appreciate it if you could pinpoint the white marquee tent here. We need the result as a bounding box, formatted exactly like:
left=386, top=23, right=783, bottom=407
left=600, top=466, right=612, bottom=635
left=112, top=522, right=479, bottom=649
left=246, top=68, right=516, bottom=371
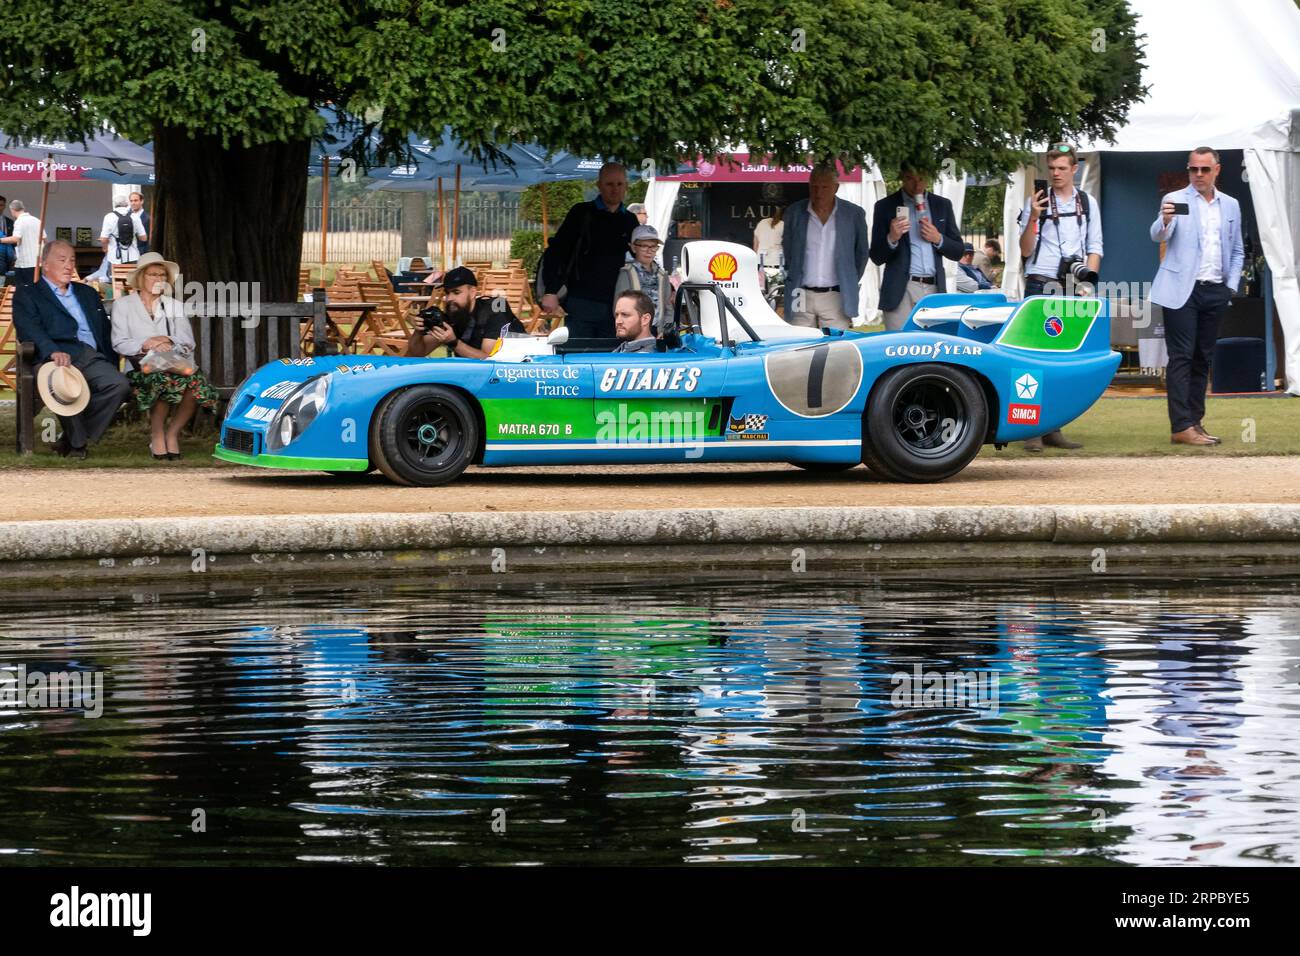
left=1002, top=0, right=1300, bottom=394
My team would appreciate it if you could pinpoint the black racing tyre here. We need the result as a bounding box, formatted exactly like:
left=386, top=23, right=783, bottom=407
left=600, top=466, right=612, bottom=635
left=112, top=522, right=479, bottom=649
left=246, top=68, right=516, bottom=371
left=367, top=389, right=402, bottom=481
left=861, top=363, right=987, bottom=483
left=371, top=385, right=479, bottom=486
left=791, top=460, right=859, bottom=473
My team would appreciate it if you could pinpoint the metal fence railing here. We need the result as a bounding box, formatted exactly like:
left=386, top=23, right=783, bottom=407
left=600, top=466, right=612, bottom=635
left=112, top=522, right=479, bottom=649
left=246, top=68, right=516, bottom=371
left=303, top=201, right=403, bottom=264
left=432, top=197, right=540, bottom=265
left=302, top=196, right=541, bottom=268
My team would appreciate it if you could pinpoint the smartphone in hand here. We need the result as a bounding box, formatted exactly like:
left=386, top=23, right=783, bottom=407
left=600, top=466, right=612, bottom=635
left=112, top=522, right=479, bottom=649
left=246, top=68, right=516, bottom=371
left=1034, top=179, right=1049, bottom=198
left=1169, top=202, right=1190, bottom=215
left=895, top=205, right=907, bottom=220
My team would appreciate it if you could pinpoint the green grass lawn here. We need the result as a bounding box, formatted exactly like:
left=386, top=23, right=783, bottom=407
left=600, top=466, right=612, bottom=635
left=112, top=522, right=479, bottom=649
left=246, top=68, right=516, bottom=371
left=0, top=408, right=226, bottom=469
left=0, top=395, right=1294, bottom=470
left=978, top=395, right=1299, bottom=459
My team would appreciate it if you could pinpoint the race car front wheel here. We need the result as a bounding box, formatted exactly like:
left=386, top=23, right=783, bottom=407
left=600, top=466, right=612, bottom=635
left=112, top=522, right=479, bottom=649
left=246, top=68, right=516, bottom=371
left=371, top=385, right=480, bottom=486
left=862, top=363, right=987, bottom=482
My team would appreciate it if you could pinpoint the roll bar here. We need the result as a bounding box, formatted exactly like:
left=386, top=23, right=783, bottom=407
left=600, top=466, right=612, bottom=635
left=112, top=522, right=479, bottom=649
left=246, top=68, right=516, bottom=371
left=670, top=282, right=762, bottom=347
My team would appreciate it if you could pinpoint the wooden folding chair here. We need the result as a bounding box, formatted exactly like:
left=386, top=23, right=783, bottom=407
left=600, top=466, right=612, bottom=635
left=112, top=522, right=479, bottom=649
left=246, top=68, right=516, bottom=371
left=0, top=287, right=17, bottom=391
left=110, top=263, right=136, bottom=298
left=354, top=281, right=416, bottom=355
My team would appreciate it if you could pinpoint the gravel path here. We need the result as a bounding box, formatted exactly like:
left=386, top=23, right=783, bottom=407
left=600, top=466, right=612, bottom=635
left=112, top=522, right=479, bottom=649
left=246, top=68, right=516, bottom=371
left=5, top=456, right=1299, bottom=522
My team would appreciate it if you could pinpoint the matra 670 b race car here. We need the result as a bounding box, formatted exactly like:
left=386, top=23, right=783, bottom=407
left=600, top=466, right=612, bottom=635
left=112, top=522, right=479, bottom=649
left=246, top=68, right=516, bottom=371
left=214, top=241, right=1119, bottom=485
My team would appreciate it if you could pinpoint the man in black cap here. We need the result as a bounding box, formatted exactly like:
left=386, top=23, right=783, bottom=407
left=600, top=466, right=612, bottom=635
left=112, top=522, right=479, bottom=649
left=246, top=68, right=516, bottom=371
left=406, top=266, right=526, bottom=359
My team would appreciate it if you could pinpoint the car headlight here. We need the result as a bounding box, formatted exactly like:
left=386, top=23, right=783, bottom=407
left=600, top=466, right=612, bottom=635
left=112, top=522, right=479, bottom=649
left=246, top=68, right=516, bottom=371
left=265, top=374, right=330, bottom=451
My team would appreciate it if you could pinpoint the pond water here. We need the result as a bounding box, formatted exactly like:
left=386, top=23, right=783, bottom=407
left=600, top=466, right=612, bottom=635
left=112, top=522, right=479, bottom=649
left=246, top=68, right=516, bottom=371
left=1, top=574, right=1298, bottom=866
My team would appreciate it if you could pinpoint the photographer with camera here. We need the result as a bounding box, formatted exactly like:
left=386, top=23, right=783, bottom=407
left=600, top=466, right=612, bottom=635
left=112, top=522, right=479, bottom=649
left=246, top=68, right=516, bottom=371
left=1019, top=144, right=1102, bottom=297
left=1016, top=143, right=1102, bottom=451
left=405, top=266, right=525, bottom=359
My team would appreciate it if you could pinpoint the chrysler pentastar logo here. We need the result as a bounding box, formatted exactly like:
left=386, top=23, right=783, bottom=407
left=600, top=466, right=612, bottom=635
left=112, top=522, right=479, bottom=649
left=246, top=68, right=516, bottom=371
left=1015, top=373, right=1039, bottom=400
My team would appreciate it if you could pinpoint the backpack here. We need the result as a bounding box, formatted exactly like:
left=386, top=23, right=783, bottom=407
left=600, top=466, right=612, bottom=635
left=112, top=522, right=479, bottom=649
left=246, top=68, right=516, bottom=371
left=114, top=210, right=136, bottom=252
left=534, top=202, right=594, bottom=304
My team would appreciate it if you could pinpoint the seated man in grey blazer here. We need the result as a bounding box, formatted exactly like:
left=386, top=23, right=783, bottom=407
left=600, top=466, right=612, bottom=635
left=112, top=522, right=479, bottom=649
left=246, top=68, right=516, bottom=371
left=1150, top=147, right=1245, bottom=447
left=611, top=290, right=657, bottom=353
left=13, top=240, right=131, bottom=459
left=782, top=165, right=870, bottom=330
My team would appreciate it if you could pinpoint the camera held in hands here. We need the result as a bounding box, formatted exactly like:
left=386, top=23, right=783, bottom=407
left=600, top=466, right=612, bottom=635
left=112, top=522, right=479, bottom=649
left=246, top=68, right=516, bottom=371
left=419, top=304, right=449, bottom=333
left=1057, top=255, right=1098, bottom=286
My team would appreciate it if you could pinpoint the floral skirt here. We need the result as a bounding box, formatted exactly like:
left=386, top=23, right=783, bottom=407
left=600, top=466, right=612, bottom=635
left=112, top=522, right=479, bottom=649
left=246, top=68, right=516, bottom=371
left=128, top=369, right=219, bottom=413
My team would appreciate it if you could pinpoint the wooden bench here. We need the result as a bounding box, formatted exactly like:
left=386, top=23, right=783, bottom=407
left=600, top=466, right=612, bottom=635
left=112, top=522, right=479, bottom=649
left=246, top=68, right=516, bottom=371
left=12, top=292, right=337, bottom=453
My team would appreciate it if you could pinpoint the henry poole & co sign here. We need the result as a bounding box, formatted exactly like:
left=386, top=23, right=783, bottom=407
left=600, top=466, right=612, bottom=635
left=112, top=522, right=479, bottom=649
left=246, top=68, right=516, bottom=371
left=0, top=154, right=92, bottom=181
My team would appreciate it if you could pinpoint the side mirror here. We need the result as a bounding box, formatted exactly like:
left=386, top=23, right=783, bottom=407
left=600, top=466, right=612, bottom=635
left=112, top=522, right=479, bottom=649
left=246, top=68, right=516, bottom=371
left=546, top=326, right=569, bottom=346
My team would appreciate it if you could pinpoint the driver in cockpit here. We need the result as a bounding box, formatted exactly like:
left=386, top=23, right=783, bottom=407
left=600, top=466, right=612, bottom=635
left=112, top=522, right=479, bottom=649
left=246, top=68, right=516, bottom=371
left=611, top=290, right=658, bottom=353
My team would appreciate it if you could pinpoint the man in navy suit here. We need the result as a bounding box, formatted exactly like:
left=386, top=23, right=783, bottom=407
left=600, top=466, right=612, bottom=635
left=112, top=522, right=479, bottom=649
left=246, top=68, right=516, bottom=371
left=781, top=165, right=870, bottom=330
left=0, top=196, right=15, bottom=279
left=1150, top=147, right=1245, bottom=447
left=13, top=239, right=131, bottom=458
left=870, top=167, right=965, bottom=330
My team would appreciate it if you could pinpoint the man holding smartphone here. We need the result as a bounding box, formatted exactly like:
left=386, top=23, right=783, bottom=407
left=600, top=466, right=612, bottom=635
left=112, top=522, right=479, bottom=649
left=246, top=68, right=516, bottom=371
left=1017, top=144, right=1102, bottom=451
left=1150, top=147, right=1245, bottom=447
left=869, top=166, right=965, bottom=330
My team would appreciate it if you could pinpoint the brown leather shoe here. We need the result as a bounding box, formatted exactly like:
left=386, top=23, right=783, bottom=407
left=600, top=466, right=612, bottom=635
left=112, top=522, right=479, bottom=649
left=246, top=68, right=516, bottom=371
left=1042, top=430, right=1083, bottom=449
left=1195, top=424, right=1222, bottom=444
left=1023, top=437, right=1044, bottom=452
left=1172, top=426, right=1215, bottom=446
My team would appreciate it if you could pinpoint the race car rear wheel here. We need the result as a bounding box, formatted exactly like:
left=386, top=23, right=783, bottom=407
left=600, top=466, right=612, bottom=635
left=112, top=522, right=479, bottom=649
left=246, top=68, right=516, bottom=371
left=371, top=385, right=479, bottom=486
left=862, top=363, right=987, bottom=482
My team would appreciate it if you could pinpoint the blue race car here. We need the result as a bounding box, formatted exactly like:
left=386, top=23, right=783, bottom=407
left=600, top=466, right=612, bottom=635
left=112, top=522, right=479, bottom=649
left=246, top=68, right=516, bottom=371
left=214, top=241, right=1119, bottom=485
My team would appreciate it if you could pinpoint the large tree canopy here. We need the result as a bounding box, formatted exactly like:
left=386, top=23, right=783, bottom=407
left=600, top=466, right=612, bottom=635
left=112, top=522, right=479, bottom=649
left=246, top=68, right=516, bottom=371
left=1, top=0, right=1144, bottom=296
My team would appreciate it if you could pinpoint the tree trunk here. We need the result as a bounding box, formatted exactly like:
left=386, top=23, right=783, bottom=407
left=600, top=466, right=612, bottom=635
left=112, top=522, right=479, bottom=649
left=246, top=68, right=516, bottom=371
left=400, top=191, right=430, bottom=259
left=153, top=124, right=308, bottom=302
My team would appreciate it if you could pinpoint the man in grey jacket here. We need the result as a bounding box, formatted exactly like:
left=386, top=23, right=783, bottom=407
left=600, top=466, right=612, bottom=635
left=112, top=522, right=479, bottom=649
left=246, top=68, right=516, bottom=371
left=782, top=165, right=870, bottom=330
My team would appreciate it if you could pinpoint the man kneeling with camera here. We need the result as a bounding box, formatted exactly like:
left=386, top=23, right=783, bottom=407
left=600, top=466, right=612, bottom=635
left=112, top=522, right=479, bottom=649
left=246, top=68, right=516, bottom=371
left=1016, top=143, right=1104, bottom=451
left=406, top=266, right=525, bottom=359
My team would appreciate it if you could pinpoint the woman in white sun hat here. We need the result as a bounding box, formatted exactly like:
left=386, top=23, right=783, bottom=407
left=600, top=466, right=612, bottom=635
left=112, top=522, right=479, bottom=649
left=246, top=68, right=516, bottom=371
left=110, top=252, right=217, bottom=460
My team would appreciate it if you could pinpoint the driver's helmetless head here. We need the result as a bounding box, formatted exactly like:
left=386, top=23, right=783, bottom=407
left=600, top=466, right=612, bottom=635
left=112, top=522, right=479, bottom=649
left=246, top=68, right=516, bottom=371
left=613, top=291, right=653, bottom=341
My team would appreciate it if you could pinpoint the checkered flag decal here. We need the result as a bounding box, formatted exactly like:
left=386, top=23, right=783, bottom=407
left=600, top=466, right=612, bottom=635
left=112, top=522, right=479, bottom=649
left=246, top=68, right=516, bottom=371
left=744, top=414, right=768, bottom=431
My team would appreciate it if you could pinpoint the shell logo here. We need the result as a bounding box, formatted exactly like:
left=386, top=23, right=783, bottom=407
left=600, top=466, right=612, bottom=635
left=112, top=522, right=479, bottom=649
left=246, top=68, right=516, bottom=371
left=708, top=252, right=738, bottom=282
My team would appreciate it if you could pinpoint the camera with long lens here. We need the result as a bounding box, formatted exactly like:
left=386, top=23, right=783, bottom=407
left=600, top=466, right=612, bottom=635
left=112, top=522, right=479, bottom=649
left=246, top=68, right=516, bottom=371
left=1057, top=255, right=1099, bottom=286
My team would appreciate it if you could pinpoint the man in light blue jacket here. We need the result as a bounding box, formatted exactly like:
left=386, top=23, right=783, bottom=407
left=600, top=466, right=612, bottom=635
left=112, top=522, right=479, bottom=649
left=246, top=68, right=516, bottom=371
left=782, top=166, right=869, bottom=329
left=1150, top=147, right=1245, bottom=447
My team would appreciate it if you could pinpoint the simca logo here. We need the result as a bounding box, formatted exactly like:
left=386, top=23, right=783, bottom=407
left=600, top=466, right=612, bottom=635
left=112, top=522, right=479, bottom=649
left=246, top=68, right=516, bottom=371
left=1007, top=404, right=1041, bottom=424
left=707, top=252, right=738, bottom=282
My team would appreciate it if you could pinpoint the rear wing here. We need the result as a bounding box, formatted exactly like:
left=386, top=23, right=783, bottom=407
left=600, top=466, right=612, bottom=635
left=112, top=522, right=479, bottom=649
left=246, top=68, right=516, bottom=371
left=994, top=296, right=1109, bottom=355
